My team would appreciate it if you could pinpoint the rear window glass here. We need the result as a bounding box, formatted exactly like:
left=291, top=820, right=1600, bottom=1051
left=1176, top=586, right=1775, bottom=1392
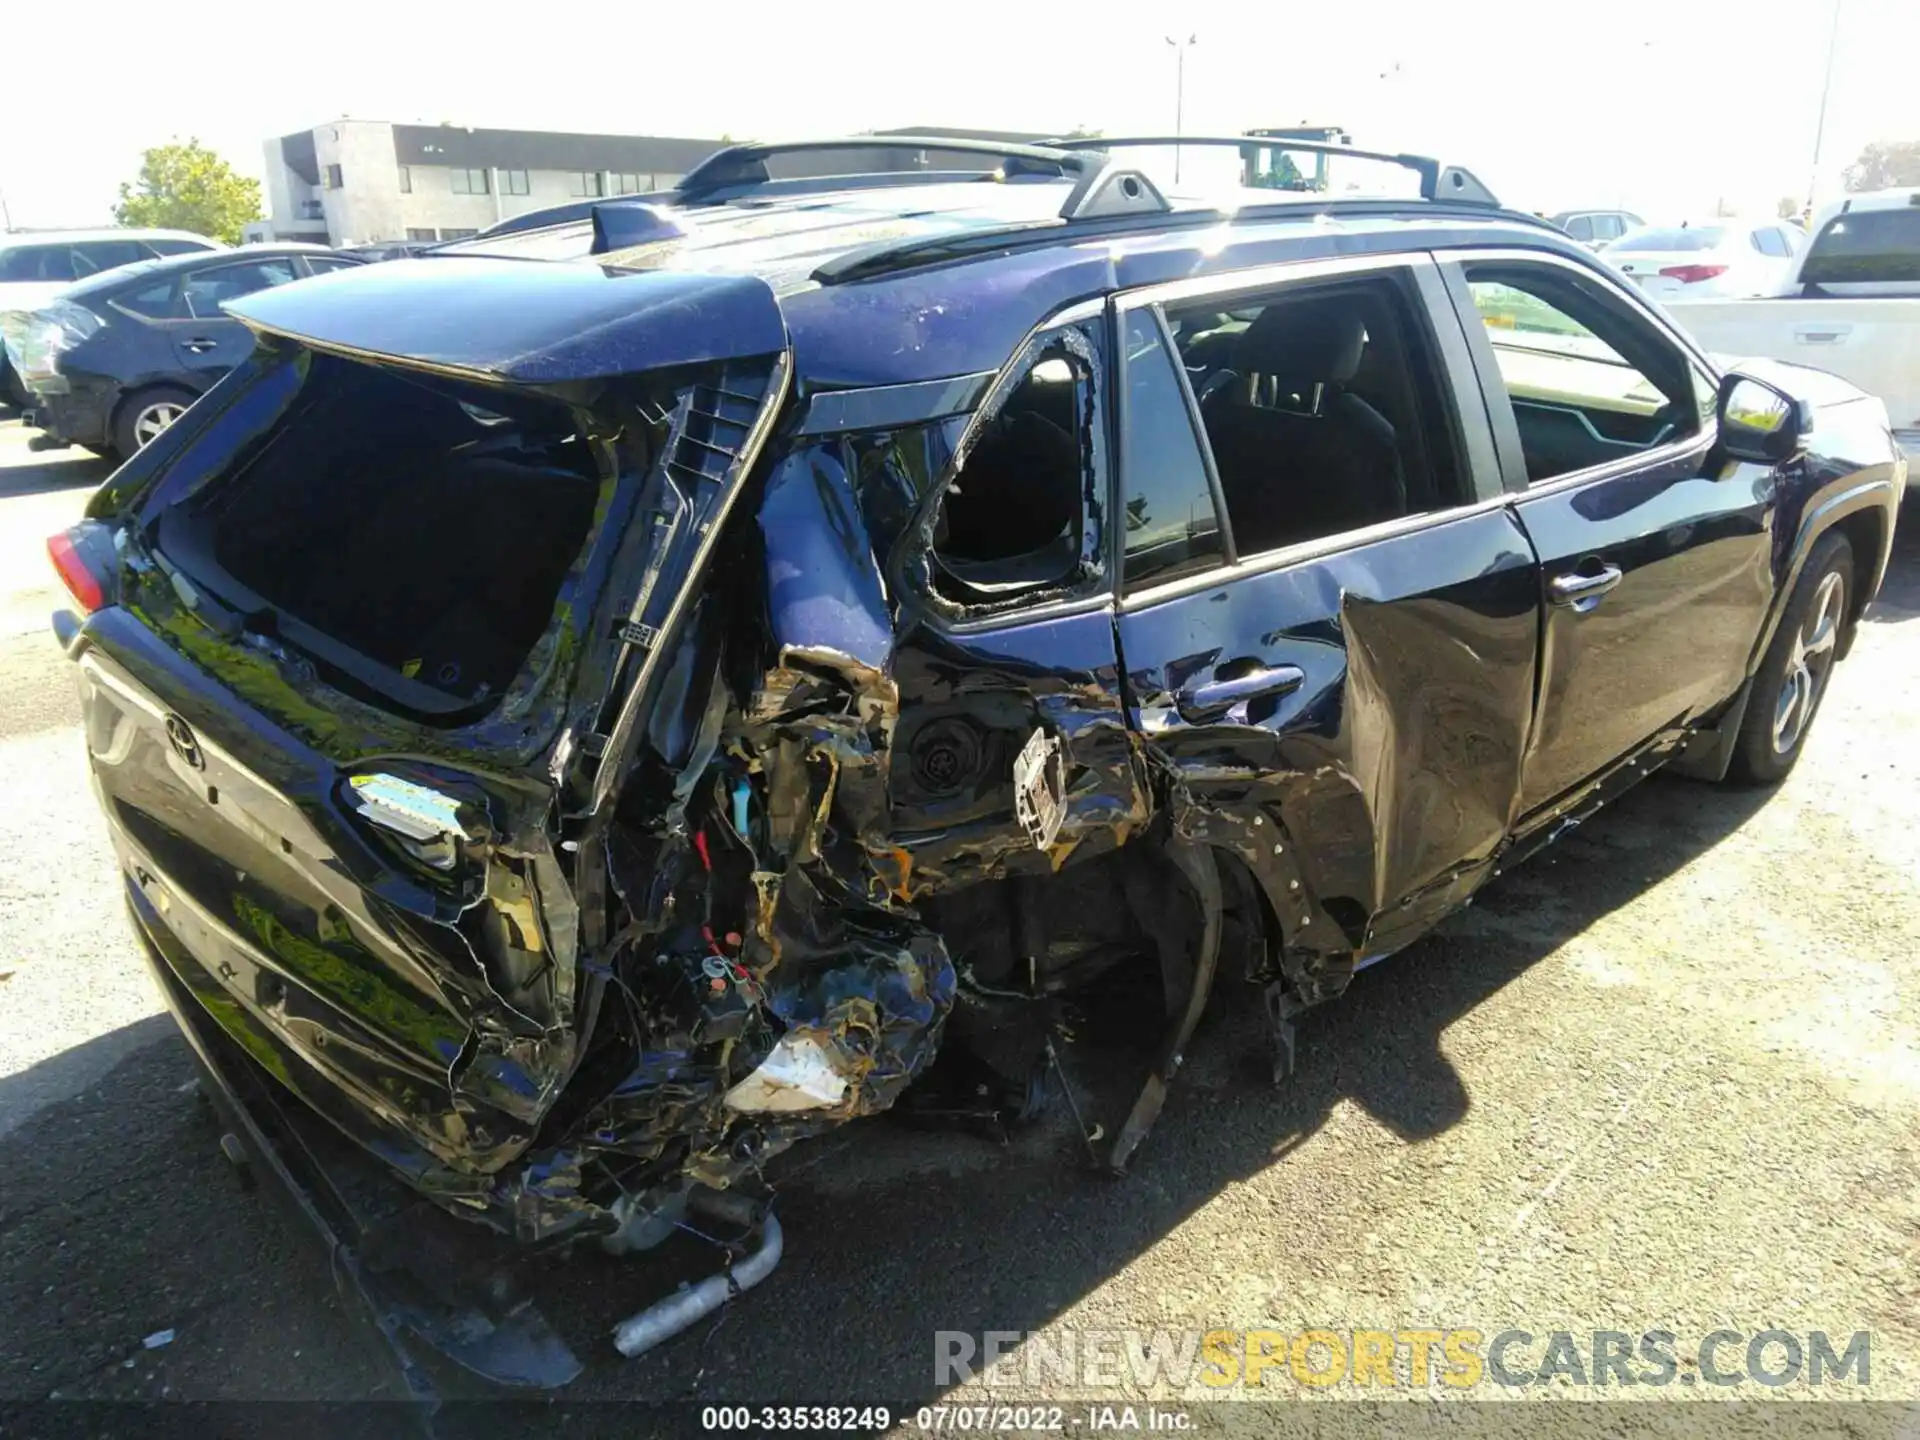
left=1802, top=207, right=1920, bottom=285
left=1609, top=227, right=1724, bottom=252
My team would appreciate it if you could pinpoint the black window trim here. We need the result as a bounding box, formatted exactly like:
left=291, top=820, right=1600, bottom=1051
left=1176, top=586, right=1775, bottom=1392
left=1100, top=251, right=1507, bottom=606
left=1436, top=246, right=1721, bottom=499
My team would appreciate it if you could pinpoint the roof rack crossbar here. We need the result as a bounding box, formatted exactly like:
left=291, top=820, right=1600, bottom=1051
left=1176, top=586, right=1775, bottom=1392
left=1039, top=135, right=1498, bottom=207
left=675, top=136, right=1092, bottom=202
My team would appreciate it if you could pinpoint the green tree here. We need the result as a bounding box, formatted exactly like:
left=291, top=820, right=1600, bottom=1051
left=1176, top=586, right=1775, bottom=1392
left=113, top=138, right=261, bottom=244
left=1843, top=139, right=1920, bottom=193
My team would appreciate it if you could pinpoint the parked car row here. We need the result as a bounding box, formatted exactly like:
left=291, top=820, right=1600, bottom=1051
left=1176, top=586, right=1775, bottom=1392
left=1664, top=187, right=1920, bottom=466
left=2, top=234, right=367, bottom=457
left=0, top=228, right=227, bottom=402
left=1547, top=209, right=1808, bottom=299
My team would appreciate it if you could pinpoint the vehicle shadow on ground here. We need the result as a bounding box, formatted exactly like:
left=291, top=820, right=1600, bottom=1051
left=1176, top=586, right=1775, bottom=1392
left=0, top=412, right=110, bottom=498
left=0, top=772, right=1775, bottom=1414
left=1863, top=510, right=1919, bottom=626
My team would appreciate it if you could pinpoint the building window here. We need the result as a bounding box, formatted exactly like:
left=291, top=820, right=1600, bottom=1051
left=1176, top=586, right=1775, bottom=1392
left=450, top=168, right=490, bottom=195
left=438, top=228, right=479, bottom=240
left=609, top=171, right=644, bottom=195
left=325, top=163, right=344, bottom=189
left=568, top=171, right=604, bottom=198
left=501, top=169, right=530, bottom=196
left=397, top=165, right=412, bottom=194
left=406, top=228, right=438, bottom=242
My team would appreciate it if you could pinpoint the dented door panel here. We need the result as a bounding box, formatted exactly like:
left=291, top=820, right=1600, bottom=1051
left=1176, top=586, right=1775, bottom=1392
left=1116, top=506, right=1542, bottom=973
left=887, top=607, right=1149, bottom=893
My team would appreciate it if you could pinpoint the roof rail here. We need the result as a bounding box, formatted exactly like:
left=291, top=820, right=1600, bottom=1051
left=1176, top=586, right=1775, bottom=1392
left=812, top=194, right=1551, bottom=286
left=674, top=136, right=1092, bottom=202
left=1041, top=135, right=1500, bottom=207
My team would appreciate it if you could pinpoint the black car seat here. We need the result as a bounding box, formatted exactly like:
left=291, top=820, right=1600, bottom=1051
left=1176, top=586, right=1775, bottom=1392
left=1201, top=295, right=1407, bottom=552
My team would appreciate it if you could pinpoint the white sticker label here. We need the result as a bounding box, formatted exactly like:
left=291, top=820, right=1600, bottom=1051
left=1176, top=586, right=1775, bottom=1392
left=1013, top=727, right=1067, bottom=851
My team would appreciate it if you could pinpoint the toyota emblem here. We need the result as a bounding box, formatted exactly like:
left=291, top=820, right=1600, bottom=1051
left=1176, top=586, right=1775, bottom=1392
left=165, top=714, right=205, bottom=771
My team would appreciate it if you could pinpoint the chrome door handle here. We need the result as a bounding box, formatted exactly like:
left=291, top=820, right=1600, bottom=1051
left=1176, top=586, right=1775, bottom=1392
left=1549, top=563, right=1624, bottom=611
left=182, top=338, right=218, bottom=353
left=1176, top=662, right=1305, bottom=721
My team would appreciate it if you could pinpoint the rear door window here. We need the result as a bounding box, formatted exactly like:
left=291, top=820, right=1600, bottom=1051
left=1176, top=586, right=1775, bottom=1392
left=1162, top=269, right=1469, bottom=557
left=1752, top=228, right=1792, bottom=258
left=1118, top=306, right=1225, bottom=588
left=117, top=279, right=186, bottom=320
left=1566, top=216, right=1594, bottom=242
left=73, top=240, right=147, bottom=276
left=180, top=259, right=300, bottom=319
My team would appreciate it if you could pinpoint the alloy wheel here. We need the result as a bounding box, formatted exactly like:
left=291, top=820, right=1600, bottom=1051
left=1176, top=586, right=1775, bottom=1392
left=1771, top=570, right=1844, bottom=755
left=132, top=401, right=186, bottom=448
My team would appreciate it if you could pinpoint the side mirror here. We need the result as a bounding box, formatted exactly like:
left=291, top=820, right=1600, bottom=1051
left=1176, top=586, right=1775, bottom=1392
left=1717, top=374, right=1813, bottom=464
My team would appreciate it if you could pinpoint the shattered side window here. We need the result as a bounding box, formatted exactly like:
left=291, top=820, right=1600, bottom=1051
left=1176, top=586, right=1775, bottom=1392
left=924, top=325, right=1107, bottom=614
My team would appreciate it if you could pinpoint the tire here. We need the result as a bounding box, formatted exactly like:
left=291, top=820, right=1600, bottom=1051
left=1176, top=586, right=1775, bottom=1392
left=1726, top=531, right=1853, bottom=786
left=112, top=385, right=197, bottom=459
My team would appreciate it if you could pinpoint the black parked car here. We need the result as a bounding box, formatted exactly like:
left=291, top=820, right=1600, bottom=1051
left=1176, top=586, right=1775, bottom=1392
left=45, top=137, right=1905, bottom=1383
left=14, top=244, right=362, bottom=457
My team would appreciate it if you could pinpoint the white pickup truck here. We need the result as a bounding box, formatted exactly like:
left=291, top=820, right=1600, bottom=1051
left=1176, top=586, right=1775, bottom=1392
left=1664, top=188, right=1920, bottom=464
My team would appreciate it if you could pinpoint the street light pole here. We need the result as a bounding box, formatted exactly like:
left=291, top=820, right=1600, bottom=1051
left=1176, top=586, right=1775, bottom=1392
left=1166, top=34, right=1197, bottom=183
left=1806, top=0, right=1843, bottom=216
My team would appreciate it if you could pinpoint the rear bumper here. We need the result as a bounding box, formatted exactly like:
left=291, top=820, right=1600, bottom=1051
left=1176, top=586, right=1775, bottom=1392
left=29, top=383, right=113, bottom=447
left=125, top=880, right=584, bottom=1394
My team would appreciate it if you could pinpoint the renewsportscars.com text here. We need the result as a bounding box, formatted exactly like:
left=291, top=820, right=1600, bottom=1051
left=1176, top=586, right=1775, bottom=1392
left=935, top=1327, right=1872, bottom=1390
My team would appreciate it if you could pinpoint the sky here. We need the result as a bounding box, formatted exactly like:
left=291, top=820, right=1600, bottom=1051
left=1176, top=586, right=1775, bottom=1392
left=3, top=0, right=1915, bottom=231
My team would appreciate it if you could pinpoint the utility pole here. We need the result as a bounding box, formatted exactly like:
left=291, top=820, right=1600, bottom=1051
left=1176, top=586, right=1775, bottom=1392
left=0, top=180, right=12, bottom=232
left=1806, top=0, right=1843, bottom=216
left=1166, top=34, right=1197, bottom=183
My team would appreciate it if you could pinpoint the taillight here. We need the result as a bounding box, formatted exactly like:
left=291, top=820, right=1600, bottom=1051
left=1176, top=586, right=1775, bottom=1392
left=1658, top=264, right=1729, bottom=284
left=46, top=523, right=114, bottom=614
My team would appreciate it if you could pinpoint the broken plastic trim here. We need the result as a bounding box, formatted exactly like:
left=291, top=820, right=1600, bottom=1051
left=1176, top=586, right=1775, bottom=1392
left=587, top=351, right=793, bottom=819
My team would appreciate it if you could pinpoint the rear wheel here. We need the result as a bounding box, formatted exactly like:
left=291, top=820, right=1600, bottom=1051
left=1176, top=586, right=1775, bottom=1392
left=113, top=386, right=197, bottom=459
left=1727, top=531, right=1852, bottom=785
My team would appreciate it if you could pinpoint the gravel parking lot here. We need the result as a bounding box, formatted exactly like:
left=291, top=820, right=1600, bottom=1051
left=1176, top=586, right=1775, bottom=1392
left=0, top=406, right=1915, bottom=1428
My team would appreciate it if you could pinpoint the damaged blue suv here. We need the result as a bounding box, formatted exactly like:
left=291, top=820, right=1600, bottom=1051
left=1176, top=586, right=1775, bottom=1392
left=49, top=135, right=1905, bottom=1381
